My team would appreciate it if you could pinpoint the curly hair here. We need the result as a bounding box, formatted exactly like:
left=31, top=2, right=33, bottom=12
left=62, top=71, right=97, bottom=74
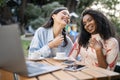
left=78, top=9, right=116, bottom=47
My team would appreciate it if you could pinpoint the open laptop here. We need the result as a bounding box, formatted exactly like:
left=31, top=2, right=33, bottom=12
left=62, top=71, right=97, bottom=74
left=0, top=24, right=61, bottom=77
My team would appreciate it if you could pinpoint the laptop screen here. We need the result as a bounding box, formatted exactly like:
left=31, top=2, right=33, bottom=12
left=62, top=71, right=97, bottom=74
left=0, top=24, right=28, bottom=74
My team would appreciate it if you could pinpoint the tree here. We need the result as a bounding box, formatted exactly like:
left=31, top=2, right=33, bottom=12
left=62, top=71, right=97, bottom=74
left=24, top=2, right=64, bottom=29
left=18, top=0, right=27, bottom=34
left=0, top=0, right=12, bottom=25
left=1, top=0, right=120, bottom=35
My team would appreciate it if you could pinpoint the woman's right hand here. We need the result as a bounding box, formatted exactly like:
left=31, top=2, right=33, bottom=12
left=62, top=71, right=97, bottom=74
left=89, top=38, right=103, bottom=51
left=48, top=34, right=64, bottom=48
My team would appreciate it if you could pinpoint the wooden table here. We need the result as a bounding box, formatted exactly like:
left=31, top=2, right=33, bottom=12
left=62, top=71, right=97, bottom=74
left=0, top=58, right=120, bottom=80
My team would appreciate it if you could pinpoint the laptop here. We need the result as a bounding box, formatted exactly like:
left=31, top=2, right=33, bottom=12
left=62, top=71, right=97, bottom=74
left=0, top=24, right=61, bottom=77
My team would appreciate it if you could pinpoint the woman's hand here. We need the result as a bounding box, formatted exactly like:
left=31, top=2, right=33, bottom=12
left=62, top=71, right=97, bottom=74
left=48, top=34, right=64, bottom=48
left=89, top=38, right=108, bottom=68
left=89, top=38, right=103, bottom=51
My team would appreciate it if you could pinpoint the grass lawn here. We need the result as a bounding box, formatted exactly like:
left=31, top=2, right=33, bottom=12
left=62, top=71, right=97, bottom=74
left=21, top=40, right=31, bottom=57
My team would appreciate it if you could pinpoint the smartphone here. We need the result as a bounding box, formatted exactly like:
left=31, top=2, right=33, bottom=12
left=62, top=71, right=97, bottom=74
left=63, top=60, right=75, bottom=65
left=64, top=64, right=86, bottom=71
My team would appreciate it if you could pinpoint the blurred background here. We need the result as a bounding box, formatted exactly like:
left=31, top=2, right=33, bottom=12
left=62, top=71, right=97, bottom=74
left=0, top=0, right=120, bottom=59
left=1, top=0, right=120, bottom=34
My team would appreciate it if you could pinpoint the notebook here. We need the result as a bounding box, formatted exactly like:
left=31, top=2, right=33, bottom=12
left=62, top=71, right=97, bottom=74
left=0, top=24, right=61, bottom=77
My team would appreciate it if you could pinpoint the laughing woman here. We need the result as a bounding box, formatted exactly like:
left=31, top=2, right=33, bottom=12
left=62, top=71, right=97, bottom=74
left=69, top=9, right=119, bottom=71
left=28, top=7, right=73, bottom=58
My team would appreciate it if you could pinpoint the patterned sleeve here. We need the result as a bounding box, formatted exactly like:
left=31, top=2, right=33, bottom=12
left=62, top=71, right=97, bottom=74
left=105, top=38, right=119, bottom=70
left=68, top=39, right=80, bottom=59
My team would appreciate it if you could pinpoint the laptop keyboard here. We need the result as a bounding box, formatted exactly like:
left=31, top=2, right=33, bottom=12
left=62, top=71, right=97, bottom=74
left=26, top=61, right=47, bottom=74
left=25, top=61, right=61, bottom=76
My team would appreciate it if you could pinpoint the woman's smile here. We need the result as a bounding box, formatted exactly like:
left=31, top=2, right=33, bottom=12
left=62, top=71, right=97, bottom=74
left=83, top=14, right=96, bottom=34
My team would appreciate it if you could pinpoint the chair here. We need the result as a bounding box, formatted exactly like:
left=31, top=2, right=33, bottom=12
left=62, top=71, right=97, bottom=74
left=114, top=65, right=120, bottom=73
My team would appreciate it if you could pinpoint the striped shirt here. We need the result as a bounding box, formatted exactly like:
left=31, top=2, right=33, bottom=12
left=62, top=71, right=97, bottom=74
left=29, top=27, right=73, bottom=58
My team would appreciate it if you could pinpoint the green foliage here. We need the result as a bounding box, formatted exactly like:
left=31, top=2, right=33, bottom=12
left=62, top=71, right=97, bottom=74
left=25, top=2, right=63, bottom=29
left=42, top=2, right=63, bottom=17
left=77, top=0, right=95, bottom=13
left=95, top=0, right=120, bottom=35
left=112, top=18, right=120, bottom=34
left=25, top=3, right=41, bottom=20
left=30, top=16, right=45, bottom=29
left=24, top=0, right=120, bottom=34
left=21, top=40, right=31, bottom=57
left=0, top=0, right=9, bottom=7
left=98, top=0, right=120, bottom=9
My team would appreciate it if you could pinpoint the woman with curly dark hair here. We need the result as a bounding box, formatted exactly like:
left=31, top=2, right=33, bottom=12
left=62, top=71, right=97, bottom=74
left=29, top=7, right=73, bottom=58
left=69, top=9, right=119, bottom=71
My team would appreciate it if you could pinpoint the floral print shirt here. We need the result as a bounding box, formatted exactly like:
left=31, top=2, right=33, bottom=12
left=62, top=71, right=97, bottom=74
left=69, top=34, right=119, bottom=71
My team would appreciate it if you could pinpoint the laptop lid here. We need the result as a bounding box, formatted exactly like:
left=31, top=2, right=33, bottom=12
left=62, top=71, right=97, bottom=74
left=0, top=24, right=61, bottom=77
left=0, top=24, right=29, bottom=75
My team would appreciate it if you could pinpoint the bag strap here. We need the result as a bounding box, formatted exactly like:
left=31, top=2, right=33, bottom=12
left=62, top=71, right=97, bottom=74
left=68, top=42, right=81, bottom=58
left=76, top=44, right=81, bottom=58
